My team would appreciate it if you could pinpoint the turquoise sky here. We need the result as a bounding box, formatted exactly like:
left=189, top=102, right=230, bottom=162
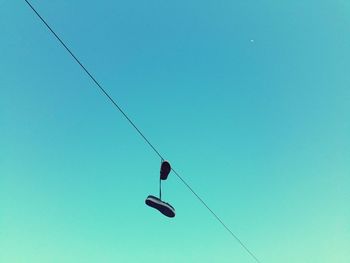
left=1, top=1, right=349, bottom=262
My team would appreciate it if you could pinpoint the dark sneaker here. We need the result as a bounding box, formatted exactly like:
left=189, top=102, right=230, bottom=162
left=160, top=161, right=171, bottom=180
left=145, top=195, right=175, bottom=218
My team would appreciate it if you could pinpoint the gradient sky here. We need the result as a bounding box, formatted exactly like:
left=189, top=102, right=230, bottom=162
left=1, top=1, right=349, bottom=262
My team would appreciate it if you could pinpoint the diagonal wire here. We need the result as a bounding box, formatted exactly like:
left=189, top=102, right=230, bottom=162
left=23, top=1, right=262, bottom=262
left=23, top=0, right=163, bottom=160
left=172, top=168, right=262, bottom=263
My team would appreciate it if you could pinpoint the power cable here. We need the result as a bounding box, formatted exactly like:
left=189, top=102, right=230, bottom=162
left=23, top=1, right=262, bottom=262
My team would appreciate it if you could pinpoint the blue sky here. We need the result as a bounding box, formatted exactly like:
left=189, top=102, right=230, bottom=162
left=1, top=0, right=349, bottom=262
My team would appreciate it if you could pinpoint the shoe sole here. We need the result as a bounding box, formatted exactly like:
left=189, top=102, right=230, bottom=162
left=145, top=195, right=175, bottom=218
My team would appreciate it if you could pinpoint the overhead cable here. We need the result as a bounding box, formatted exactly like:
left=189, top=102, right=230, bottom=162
left=23, top=1, right=262, bottom=262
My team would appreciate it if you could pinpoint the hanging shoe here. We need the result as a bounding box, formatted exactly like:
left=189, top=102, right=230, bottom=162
left=160, top=161, right=171, bottom=180
left=145, top=195, right=175, bottom=218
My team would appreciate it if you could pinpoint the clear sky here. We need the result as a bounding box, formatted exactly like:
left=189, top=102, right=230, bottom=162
left=1, top=0, right=349, bottom=262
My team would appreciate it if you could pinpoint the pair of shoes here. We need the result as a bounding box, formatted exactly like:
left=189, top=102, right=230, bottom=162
left=145, top=195, right=175, bottom=218
left=145, top=160, right=175, bottom=218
